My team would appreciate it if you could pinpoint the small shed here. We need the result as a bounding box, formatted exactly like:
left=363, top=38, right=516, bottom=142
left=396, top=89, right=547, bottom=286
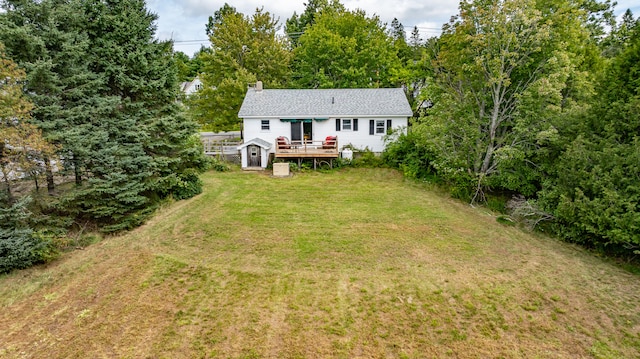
left=237, top=138, right=272, bottom=169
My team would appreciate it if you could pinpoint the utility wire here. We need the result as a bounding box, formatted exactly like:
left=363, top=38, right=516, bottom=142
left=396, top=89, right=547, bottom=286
left=170, top=25, right=442, bottom=44
left=173, top=26, right=442, bottom=45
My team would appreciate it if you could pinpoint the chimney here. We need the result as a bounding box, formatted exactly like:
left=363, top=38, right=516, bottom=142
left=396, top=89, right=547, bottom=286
left=255, top=80, right=263, bottom=92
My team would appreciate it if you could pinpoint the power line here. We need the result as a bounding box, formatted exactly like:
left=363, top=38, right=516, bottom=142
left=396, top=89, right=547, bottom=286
left=169, top=25, right=442, bottom=45
left=172, top=40, right=209, bottom=44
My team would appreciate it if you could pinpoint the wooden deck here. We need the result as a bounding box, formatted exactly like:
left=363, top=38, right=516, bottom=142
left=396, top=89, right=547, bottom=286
left=275, top=138, right=339, bottom=169
left=274, top=140, right=339, bottom=158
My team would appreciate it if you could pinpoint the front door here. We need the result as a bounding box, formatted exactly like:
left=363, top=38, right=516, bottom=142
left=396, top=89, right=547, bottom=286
left=248, top=145, right=261, bottom=167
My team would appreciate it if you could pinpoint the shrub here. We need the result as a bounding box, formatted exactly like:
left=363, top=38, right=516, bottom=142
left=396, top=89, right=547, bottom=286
left=506, top=195, right=555, bottom=230
left=351, top=148, right=383, bottom=168
left=383, top=130, right=437, bottom=179
left=209, top=157, right=230, bottom=172
left=0, top=196, right=55, bottom=273
left=172, top=170, right=203, bottom=200
left=333, top=157, right=352, bottom=168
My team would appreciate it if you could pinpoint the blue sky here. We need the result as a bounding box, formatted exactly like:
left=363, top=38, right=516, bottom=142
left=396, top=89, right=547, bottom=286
left=145, top=0, right=640, bottom=57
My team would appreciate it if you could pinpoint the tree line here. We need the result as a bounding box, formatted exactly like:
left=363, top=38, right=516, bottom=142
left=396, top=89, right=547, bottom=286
left=183, top=0, right=639, bottom=258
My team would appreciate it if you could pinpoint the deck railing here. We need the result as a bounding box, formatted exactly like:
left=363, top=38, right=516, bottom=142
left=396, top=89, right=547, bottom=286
left=275, top=137, right=339, bottom=158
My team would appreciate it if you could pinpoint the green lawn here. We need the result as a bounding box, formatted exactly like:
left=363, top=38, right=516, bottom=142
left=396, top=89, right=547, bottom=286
left=1, top=168, right=639, bottom=358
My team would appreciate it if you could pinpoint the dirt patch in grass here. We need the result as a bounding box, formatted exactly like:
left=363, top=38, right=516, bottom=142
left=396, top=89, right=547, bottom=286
left=1, top=168, right=639, bottom=358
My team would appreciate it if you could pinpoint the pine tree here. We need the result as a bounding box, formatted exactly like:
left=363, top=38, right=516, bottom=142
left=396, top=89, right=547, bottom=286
left=64, top=0, right=208, bottom=232
left=390, top=18, right=406, bottom=42
left=409, top=26, right=421, bottom=48
left=1, top=0, right=208, bottom=232
left=0, top=0, right=98, bottom=192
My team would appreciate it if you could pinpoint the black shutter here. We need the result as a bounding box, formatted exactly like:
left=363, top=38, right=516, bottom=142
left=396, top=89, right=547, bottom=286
left=353, top=118, right=358, bottom=131
left=336, top=118, right=341, bottom=131
left=369, top=120, right=374, bottom=135
left=386, top=119, right=392, bottom=133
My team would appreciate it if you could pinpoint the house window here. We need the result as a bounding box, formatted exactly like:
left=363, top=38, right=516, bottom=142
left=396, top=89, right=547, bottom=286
left=370, top=119, right=393, bottom=135
left=261, top=120, right=270, bottom=131
left=194, top=84, right=203, bottom=91
left=335, top=118, right=358, bottom=131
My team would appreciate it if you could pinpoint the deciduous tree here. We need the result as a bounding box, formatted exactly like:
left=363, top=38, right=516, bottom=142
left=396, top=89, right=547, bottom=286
left=189, top=6, right=291, bottom=131
left=285, top=0, right=345, bottom=47
left=0, top=44, right=55, bottom=199
left=292, top=8, right=399, bottom=88
left=418, top=0, right=604, bottom=201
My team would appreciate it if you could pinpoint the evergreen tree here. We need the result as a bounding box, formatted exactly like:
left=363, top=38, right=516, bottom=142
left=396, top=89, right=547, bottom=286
left=0, top=0, right=99, bottom=191
left=0, top=195, right=52, bottom=273
left=67, top=0, right=207, bottom=232
left=540, top=19, right=640, bottom=254
left=388, top=20, right=432, bottom=116
left=390, top=18, right=406, bottom=42
left=1, top=0, right=208, bottom=232
left=409, top=26, right=421, bottom=48
left=602, top=9, right=639, bottom=57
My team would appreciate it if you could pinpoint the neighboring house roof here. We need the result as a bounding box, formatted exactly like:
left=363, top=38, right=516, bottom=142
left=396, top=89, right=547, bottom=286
left=180, top=77, right=203, bottom=95
left=238, top=88, right=412, bottom=118
left=237, top=138, right=272, bottom=150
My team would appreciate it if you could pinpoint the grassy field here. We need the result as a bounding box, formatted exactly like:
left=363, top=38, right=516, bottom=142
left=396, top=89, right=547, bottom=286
left=1, top=168, right=639, bottom=358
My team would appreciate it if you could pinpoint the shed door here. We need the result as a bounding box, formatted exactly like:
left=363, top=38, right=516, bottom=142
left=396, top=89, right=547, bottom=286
left=248, top=145, right=261, bottom=167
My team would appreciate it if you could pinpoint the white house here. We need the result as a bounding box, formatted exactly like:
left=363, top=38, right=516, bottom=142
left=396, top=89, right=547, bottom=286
left=180, top=77, right=203, bottom=96
left=237, top=82, right=412, bottom=169
left=238, top=82, right=413, bottom=168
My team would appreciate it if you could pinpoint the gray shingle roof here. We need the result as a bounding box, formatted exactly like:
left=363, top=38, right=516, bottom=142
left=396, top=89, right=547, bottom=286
left=237, top=137, right=272, bottom=150
left=238, top=88, right=412, bottom=118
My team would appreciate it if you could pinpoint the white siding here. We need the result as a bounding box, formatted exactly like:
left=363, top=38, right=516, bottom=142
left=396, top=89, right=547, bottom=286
left=244, top=118, right=290, bottom=150
left=182, top=78, right=203, bottom=96
left=243, top=117, right=408, bottom=153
